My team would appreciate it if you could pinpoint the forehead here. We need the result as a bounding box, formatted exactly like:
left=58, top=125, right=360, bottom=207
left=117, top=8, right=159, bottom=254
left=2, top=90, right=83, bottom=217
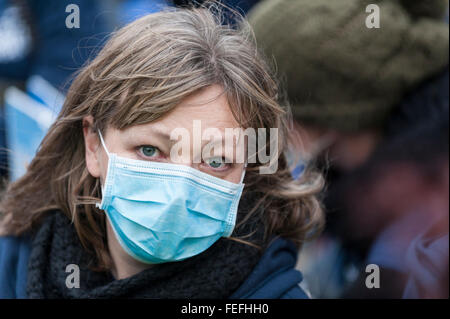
left=164, top=85, right=239, bottom=129
left=127, top=85, right=240, bottom=136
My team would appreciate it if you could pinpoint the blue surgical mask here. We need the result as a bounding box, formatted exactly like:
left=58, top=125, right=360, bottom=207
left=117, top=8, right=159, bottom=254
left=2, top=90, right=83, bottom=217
left=96, top=131, right=245, bottom=264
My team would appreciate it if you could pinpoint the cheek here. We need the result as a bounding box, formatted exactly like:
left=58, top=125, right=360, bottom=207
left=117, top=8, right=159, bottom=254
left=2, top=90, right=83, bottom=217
left=222, top=165, right=245, bottom=184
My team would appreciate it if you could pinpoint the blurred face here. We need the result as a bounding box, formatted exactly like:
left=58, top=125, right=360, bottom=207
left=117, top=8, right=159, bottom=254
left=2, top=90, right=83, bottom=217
left=327, top=131, right=381, bottom=171
left=82, top=85, right=246, bottom=279
left=337, top=159, right=449, bottom=242
left=291, top=122, right=380, bottom=171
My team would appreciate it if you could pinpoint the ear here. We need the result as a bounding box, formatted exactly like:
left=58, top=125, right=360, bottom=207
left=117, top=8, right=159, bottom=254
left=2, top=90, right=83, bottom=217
left=83, top=115, right=102, bottom=178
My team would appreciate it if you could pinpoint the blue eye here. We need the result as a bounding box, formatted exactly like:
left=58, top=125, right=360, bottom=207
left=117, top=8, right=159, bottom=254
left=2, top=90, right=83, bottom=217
left=140, top=146, right=160, bottom=158
left=205, top=157, right=225, bottom=169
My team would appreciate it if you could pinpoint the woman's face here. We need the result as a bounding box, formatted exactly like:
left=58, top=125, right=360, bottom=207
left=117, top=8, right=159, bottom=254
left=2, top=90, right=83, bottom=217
left=83, top=85, right=247, bottom=278
left=84, top=85, right=246, bottom=186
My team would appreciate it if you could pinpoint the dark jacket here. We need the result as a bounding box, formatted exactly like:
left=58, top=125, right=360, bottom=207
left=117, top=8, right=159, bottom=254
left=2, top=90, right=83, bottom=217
left=0, top=235, right=307, bottom=299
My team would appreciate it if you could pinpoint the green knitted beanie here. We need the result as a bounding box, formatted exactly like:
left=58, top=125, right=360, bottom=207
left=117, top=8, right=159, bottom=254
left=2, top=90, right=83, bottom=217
left=248, top=0, right=449, bottom=131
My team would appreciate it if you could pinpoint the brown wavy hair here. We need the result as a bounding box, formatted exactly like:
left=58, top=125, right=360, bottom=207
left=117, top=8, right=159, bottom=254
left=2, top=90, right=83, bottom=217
left=0, top=4, right=324, bottom=270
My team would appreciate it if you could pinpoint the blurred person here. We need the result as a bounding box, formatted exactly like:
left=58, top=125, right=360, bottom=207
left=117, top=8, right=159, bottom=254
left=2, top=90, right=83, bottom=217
left=335, top=69, right=449, bottom=298
left=0, top=0, right=109, bottom=88
left=0, top=0, right=110, bottom=179
left=248, top=0, right=449, bottom=173
left=0, top=5, right=324, bottom=298
left=247, top=0, right=449, bottom=297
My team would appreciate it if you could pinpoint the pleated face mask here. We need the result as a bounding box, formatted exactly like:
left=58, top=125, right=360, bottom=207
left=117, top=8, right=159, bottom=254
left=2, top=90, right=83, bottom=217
left=96, top=131, right=245, bottom=264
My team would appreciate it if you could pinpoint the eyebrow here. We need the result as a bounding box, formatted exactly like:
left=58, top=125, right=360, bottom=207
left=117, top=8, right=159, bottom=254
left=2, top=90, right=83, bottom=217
left=132, top=126, right=241, bottom=156
left=126, top=126, right=173, bottom=152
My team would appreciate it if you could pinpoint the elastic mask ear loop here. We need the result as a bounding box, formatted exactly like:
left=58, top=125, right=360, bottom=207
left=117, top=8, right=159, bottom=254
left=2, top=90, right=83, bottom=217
left=239, top=161, right=248, bottom=184
left=96, top=130, right=110, bottom=209
left=98, top=130, right=110, bottom=157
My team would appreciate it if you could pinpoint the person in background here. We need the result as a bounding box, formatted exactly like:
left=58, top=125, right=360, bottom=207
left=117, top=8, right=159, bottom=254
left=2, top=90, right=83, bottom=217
left=337, top=69, right=449, bottom=298
left=0, top=0, right=110, bottom=179
left=0, top=0, right=109, bottom=89
left=247, top=0, right=449, bottom=297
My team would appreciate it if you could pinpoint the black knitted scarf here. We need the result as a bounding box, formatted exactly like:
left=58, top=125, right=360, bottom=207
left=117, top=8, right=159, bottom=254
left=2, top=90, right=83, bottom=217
left=26, top=192, right=265, bottom=298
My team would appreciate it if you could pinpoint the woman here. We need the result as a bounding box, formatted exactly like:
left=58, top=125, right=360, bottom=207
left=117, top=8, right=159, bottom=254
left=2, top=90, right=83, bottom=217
left=0, top=5, right=323, bottom=298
